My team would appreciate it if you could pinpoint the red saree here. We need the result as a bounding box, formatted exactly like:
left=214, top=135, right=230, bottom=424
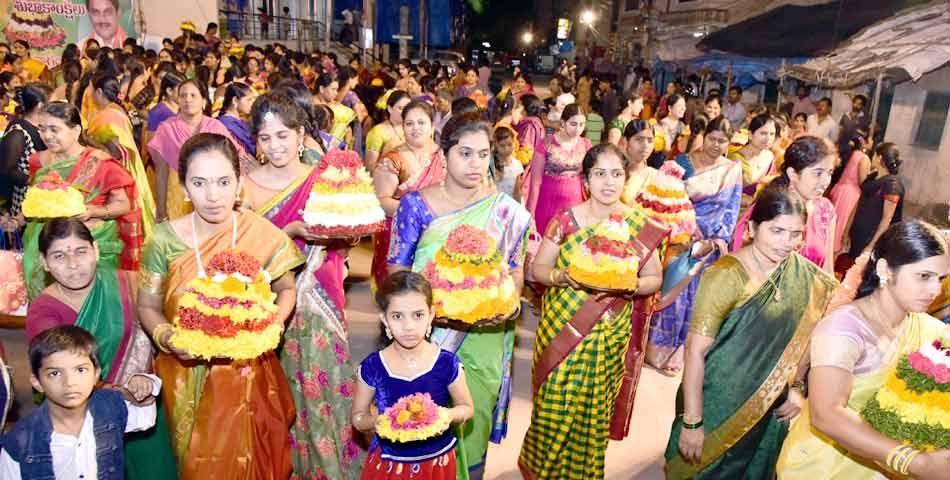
left=30, top=147, right=143, bottom=270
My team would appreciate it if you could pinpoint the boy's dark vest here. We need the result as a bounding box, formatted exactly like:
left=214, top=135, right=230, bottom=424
left=2, top=389, right=128, bottom=479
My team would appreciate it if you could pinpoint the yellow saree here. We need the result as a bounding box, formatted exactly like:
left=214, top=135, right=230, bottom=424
left=777, top=312, right=948, bottom=479
left=87, top=104, right=156, bottom=237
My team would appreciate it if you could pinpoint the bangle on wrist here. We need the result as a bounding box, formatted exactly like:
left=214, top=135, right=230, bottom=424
left=682, top=417, right=704, bottom=430
left=549, top=268, right=561, bottom=286
left=151, top=324, right=173, bottom=353
left=886, top=445, right=919, bottom=475
left=790, top=379, right=807, bottom=394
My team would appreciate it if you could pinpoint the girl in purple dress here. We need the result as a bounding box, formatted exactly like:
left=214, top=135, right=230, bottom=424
left=351, top=272, right=474, bottom=480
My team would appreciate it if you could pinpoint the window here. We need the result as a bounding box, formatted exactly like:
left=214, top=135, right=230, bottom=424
left=915, top=91, right=950, bottom=150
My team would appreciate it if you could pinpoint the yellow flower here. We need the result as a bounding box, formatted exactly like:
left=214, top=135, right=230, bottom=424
left=876, top=374, right=950, bottom=428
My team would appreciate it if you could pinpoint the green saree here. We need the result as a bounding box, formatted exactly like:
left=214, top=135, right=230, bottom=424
left=21, top=151, right=127, bottom=299
left=389, top=191, right=533, bottom=480
left=665, top=253, right=837, bottom=479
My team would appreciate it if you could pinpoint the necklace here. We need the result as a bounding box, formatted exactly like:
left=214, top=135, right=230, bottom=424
left=440, top=182, right=482, bottom=209
left=857, top=295, right=898, bottom=340
left=748, top=246, right=782, bottom=302
left=190, top=211, right=237, bottom=277
left=56, top=282, right=88, bottom=312
left=392, top=345, right=421, bottom=371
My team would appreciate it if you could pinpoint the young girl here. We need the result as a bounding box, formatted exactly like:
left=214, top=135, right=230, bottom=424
left=352, top=272, right=474, bottom=480
left=493, top=126, right=524, bottom=198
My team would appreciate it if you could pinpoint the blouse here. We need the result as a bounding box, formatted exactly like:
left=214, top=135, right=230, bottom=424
left=689, top=256, right=757, bottom=338
left=359, top=349, right=462, bottom=462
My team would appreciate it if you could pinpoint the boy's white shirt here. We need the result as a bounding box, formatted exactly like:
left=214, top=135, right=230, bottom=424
left=0, top=374, right=161, bottom=480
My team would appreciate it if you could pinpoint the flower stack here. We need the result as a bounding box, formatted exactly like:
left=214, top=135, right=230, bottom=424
left=376, top=393, right=452, bottom=443
left=861, top=334, right=950, bottom=450
left=303, top=149, right=386, bottom=237
left=567, top=214, right=640, bottom=291
left=22, top=171, right=86, bottom=218
left=422, top=225, right=519, bottom=325
left=172, top=251, right=282, bottom=360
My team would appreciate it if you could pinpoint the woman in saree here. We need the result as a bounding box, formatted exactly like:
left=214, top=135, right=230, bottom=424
left=513, top=94, right=545, bottom=187
left=85, top=75, right=156, bottom=238
left=728, top=113, right=777, bottom=210
left=620, top=119, right=697, bottom=276
left=731, top=136, right=836, bottom=271
left=145, top=71, right=184, bottom=147
left=605, top=92, right=644, bottom=146
left=646, top=116, right=742, bottom=374
left=26, top=217, right=177, bottom=480
left=519, top=144, right=665, bottom=480
left=372, top=100, right=446, bottom=291
left=269, top=80, right=333, bottom=166
left=138, top=133, right=302, bottom=480
left=388, top=113, right=534, bottom=480
left=217, top=82, right=257, bottom=157
left=777, top=220, right=950, bottom=479
left=22, top=102, right=140, bottom=299
left=365, top=89, right=410, bottom=172
left=242, top=93, right=363, bottom=479
left=523, top=103, right=591, bottom=233
left=314, top=72, right=356, bottom=145
left=148, top=79, right=246, bottom=222
left=666, top=189, right=838, bottom=479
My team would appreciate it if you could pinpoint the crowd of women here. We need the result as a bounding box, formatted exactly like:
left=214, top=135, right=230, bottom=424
left=0, top=32, right=948, bottom=480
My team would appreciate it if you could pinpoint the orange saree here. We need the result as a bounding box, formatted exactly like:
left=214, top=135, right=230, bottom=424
left=140, top=210, right=304, bottom=480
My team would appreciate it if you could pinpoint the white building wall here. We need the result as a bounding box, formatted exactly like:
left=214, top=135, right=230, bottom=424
left=139, top=0, right=218, bottom=43
left=884, top=65, right=950, bottom=208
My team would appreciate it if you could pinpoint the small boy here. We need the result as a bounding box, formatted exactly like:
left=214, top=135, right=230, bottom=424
left=0, top=325, right=161, bottom=479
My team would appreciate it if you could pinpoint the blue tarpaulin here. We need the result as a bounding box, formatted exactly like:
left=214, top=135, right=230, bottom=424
left=374, top=0, right=456, bottom=49
left=654, top=53, right=809, bottom=89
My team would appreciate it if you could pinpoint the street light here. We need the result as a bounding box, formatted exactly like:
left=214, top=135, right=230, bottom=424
left=522, top=31, right=534, bottom=45
left=580, top=9, right=595, bottom=26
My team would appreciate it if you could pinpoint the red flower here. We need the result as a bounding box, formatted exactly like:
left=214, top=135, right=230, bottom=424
left=206, top=251, right=262, bottom=277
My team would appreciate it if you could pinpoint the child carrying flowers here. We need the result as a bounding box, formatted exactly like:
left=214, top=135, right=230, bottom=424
left=351, top=271, right=474, bottom=480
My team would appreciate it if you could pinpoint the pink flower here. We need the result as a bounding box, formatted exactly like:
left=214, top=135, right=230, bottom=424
left=334, top=342, right=348, bottom=363
left=934, top=363, right=950, bottom=384
left=319, top=403, right=333, bottom=419
left=317, top=370, right=330, bottom=387
left=339, top=381, right=354, bottom=398
left=344, top=440, right=361, bottom=461
left=295, top=413, right=309, bottom=433
left=313, top=333, right=329, bottom=350
left=302, top=378, right=322, bottom=400
left=316, top=437, right=334, bottom=457
left=284, top=340, right=302, bottom=361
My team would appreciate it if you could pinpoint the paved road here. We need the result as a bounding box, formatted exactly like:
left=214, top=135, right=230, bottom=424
left=1, top=241, right=677, bottom=479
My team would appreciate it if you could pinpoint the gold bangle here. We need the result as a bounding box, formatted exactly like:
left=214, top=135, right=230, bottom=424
left=151, top=324, right=173, bottom=353
left=887, top=445, right=915, bottom=474
left=549, top=268, right=560, bottom=286
left=901, top=449, right=920, bottom=475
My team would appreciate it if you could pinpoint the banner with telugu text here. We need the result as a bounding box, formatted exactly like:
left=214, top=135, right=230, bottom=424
left=0, top=0, right=135, bottom=67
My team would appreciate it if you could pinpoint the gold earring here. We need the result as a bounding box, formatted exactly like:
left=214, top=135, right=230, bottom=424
left=297, top=143, right=305, bottom=158
left=385, top=327, right=393, bottom=340
left=183, top=195, right=191, bottom=203
left=426, top=324, right=432, bottom=338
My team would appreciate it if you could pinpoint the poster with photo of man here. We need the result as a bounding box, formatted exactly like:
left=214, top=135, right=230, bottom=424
left=0, top=0, right=134, bottom=67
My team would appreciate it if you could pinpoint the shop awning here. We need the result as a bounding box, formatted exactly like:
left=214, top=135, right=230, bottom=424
left=784, top=2, right=950, bottom=87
